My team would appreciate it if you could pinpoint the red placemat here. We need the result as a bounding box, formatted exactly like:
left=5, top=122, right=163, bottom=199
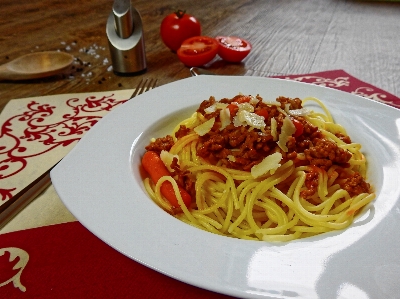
left=273, top=69, right=400, bottom=108
left=1, top=70, right=399, bottom=298
left=0, top=221, right=235, bottom=299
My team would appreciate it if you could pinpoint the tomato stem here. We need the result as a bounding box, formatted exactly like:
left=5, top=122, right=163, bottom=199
left=175, top=9, right=186, bottom=19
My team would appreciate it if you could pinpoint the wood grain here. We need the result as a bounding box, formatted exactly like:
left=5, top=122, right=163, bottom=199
left=1, top=0, right=399, bottom=112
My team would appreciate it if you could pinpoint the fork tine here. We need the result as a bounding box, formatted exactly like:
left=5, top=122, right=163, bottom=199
left=142, top=78, right=157, bottom=93
left=130, top=79, right=146, bottom=99
left=148, top=78, right=157, bottom=91
left=130, top=78, right=158, bottom=99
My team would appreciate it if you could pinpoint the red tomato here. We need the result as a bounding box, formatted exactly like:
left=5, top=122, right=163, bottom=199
left=227, top=104, right=239, bottom=117
left=177, top=36, right=219, bottom=67
left=215, top=36, right=252, bottom=63
left=291, top=118, right=304, bottom=137
left=160, top=10, right=201, bottom=52
left=255, top=108, right=269, bottom=119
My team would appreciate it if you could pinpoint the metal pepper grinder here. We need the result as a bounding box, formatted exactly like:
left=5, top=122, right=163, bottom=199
left=106, top=0, right=147, bottom=75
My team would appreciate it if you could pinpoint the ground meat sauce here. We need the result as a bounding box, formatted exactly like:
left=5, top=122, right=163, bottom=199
left=170, top=157, right=196, bottom=199
left=145, top=95, right=371, bottom=199
left=145, top=135, right=174, bottom=154
left=175, top=125, right=191, bottom=139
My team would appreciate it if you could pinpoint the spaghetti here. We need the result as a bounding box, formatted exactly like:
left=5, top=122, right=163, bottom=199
left=142, top=94, right=375, bottom=241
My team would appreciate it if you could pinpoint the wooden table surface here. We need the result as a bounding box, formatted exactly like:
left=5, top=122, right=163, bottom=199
left=0, top=2, right=399, bottom=297
left=1, top=0, right=399, bottom=113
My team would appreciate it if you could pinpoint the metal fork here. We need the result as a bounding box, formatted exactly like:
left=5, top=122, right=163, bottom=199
left=0, top=78, right=157, bottom=230
left=130, top=78, right=157, bottom=99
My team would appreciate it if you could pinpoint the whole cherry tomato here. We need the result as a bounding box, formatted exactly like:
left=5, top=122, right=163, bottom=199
left=160, top=10, right=201, bottom=52
left=177, top=36, right=219, bottom=67
left=215, top=36, right=252, bottom=63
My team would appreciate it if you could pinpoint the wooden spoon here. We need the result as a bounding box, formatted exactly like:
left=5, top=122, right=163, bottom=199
left=0, top=51, right=74, bottom=81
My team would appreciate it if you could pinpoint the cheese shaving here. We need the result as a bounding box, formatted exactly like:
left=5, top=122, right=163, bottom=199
left=230, top=102, right=265, bottom=129
left=204, top=105, right=216, bottom=114
left=194, top=117, right=215, bottom=136
left=234, top=110, right=265, bottom=130
left=251, top=152, right=282, bottom=178
left=249, top=95, right=259, bottom=105
left=204, top=102, right=229, bottom=114
left=288, top=108, right=311, bottom=116
left=277, top=116, right=296, bottom=152
left=277, top=107, right=288, bottom=116
left=216, top=102, right=228, bottom=110
left=160, top=150, right=179, bottom=172
left=219, top=107, right=231, bottom=130
left=271, top=118, right=278, bottom=141
left=237, top=102, right=254, bottom=112
left=263, top=100, right=280, bottom=106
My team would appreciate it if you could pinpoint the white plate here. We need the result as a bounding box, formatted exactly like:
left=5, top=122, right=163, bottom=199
left=51, top=76, right=400, bottom=299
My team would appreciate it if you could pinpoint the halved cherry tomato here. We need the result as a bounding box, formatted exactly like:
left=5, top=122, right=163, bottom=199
left=177, top=36, right=219, bottom=67
left=227, top=103, right=239, bottom=117
left=255, top=108, right=269, bottom=119
left=215, top=36, right=252, bottom=63
left=291, top=118, right=304, bottom=137
left=227, top=96, right=252, bottom=117
left=160, top=10, right=201, bottom=52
